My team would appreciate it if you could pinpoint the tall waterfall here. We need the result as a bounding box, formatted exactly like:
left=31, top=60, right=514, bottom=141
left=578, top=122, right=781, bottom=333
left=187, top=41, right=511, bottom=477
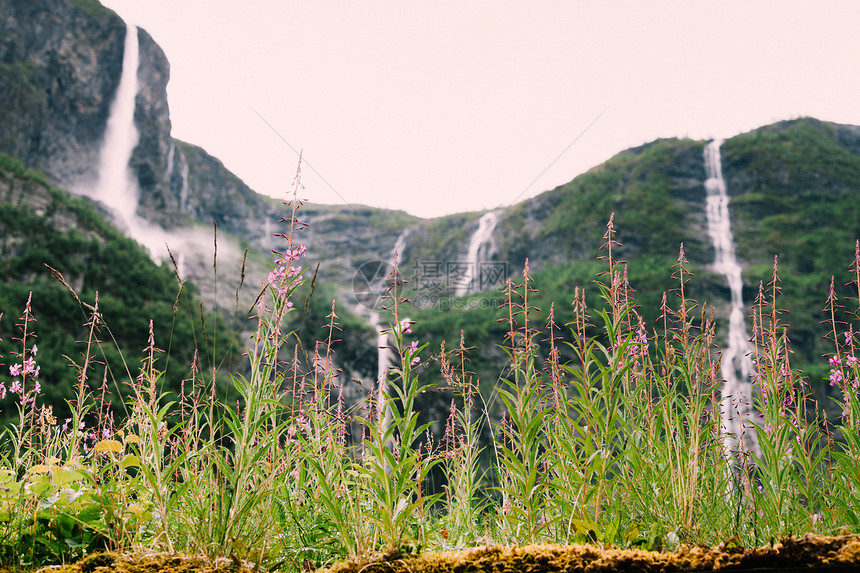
left=373, top=229, right=410, bottom=427
left=92, top=21, right=140, bottom=231
left=88, top=21, right=199, bottom=264
left=455, top=211, right=500, bottom=297
left=704, top=139, right=759, bottom=457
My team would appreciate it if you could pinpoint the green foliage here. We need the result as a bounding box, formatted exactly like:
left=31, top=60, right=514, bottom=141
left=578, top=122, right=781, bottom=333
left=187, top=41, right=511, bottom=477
left=723, top=118, right=860, bottom=384
left=0, top=157, right=241, bottom=427
left=68, top=0, right=112, bottom=17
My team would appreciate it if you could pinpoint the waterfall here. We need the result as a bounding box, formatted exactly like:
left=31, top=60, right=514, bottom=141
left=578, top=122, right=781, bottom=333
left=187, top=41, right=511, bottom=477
left=87, top=21, right=185, bottom=261
left=179, top=159, right=190, bottom=213
left=92, top=21, right=140, bottom=230
left=704, top=139, right=760, bottom=457
left=455, top=211, right=500, bottom=297
left=372, top=228, right=410, bottom=429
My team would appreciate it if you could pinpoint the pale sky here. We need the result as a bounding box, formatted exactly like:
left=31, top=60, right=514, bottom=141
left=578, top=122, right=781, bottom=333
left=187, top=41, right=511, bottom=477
left=100, top=0, right=860, bottom=219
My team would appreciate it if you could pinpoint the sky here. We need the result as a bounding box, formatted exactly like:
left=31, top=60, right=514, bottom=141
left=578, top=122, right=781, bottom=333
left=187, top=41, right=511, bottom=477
left=99, top=1, right=860, bottom=219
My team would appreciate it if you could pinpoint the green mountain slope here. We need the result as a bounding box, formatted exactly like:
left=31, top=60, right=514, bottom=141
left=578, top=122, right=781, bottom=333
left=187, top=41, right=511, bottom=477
left=0, top=154, right=241, bottom=425
left=387, top=119, right=860, bottom=415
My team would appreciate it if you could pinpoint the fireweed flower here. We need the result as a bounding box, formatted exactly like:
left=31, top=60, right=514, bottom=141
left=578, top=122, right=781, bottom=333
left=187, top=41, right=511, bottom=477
left=628, top=323, right=649, bottom=359
left=830, top=369, right=843, bottom=387
left=830, top=355, right=841, bottom=368
left=279, top=245, right=306, bottom=263
left=9, top=363, right=21, bottom=377
left=406, top=340, right=421, bottom=366
left=268, top=245, right=306, bottom=298
left=23, top=357, right=39, bottom=377
left=848, top=355, right=858, bottom=368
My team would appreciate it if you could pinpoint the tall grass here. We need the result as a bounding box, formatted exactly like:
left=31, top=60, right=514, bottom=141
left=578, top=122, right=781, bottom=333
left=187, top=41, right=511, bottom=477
left=1, top=184, right=859, bottom=570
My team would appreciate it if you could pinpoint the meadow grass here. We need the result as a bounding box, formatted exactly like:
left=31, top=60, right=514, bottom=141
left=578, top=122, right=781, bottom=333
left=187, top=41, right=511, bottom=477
left=0, top=176, right=859, bottom=571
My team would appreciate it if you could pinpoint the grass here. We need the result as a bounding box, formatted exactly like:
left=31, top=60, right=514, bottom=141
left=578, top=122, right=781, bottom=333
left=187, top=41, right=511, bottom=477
left=0, top=164, right=859, bottom=572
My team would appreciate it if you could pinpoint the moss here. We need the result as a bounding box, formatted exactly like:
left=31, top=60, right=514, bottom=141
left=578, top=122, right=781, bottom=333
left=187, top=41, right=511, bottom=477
left=67, top=0, right=112, bottom=17
left=1, top=552, right=256, bottom=573
left=320, top=535, right=860, bottom=573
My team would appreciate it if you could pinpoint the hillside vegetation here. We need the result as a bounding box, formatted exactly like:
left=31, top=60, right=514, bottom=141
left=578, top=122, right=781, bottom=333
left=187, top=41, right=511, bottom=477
left=0, top=153, right=241, bottom=425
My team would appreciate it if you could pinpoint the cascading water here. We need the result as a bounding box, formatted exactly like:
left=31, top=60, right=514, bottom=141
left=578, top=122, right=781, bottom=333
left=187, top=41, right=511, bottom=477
left=88, top=21, right=201, bottom=264
left=372, top=229, right=410, bottom=428
left=178, top=158, right=190, bottom=213
left=455, top=211, right=500, bottom=297
left=92, top=21, right=140, bottom=229
left=704, top=139, right=760, bottom=457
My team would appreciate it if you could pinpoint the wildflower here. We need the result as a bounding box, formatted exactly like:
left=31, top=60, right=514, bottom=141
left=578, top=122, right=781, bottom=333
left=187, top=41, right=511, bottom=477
left=848, top=355, right=858, bottom=367
left=283, top=245, right=306, bottom=262
left=31, top=345, right=38, bottom=356
left=23, top=357, right=39, bottom=377
left=406, top=340, right=420, bottom=366
left=830, top=355, right=841, bottom=368
left=627, top=323, right=649, bottom=359
left=268, top=266, right=287, bottom=286
left=296, top=414, right=311, bottom=435
left=9, top=364, right=21, bottom=377
left=8, top=380, right=22, bottom=395
left=830, top=369, right=843, bottom=387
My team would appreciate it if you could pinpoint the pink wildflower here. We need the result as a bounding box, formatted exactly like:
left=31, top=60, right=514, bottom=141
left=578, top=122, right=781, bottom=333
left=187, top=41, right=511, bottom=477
left=848, top=355, right=858, bottom=367
left=23, top=357, right=39, bottom=377
left=9, top=364, right=21, bottom=377
left=830, top=369, right=843, bottom=386
left=627, top=324, right=649, bottom=359
left=406, top=340, right=421, bottom=366
left=296, top=415, right=311, bottom=435
left=830, top=355, right=841, bottom=368
left=268, top=266, right=287, bottom=285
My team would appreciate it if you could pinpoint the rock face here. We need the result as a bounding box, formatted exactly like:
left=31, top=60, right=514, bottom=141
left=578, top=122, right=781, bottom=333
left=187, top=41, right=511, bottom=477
left=0, top=0, right=124, bottom=187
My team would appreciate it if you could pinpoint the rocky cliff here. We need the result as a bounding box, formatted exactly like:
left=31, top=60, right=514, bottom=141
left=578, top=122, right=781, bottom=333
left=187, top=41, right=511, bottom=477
left=0, top=0, right=122, bottom=187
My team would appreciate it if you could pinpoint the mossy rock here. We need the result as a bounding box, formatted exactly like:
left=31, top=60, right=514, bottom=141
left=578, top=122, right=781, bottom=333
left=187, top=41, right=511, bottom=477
left=0, top=552, right=255, bottom=573
left=320, top=535, right=860, bottom=573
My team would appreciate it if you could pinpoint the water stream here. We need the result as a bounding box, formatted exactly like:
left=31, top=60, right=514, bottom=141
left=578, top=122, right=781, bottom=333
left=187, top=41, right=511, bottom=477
left=455, top=211, right=500, bottom=297
left=704, top=139, right=760, bottom=457
left=372, top=229, right=410, bottom=428
left=88, top=21, right=213, bottom=268
left=92, top=21, right=140, bottom=227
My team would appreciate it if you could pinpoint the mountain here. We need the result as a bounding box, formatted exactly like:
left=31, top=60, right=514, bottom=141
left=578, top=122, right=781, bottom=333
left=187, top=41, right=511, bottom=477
left=0, top=152, right=244, bottom=424
left=2, top=0, right=860, bottom=424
